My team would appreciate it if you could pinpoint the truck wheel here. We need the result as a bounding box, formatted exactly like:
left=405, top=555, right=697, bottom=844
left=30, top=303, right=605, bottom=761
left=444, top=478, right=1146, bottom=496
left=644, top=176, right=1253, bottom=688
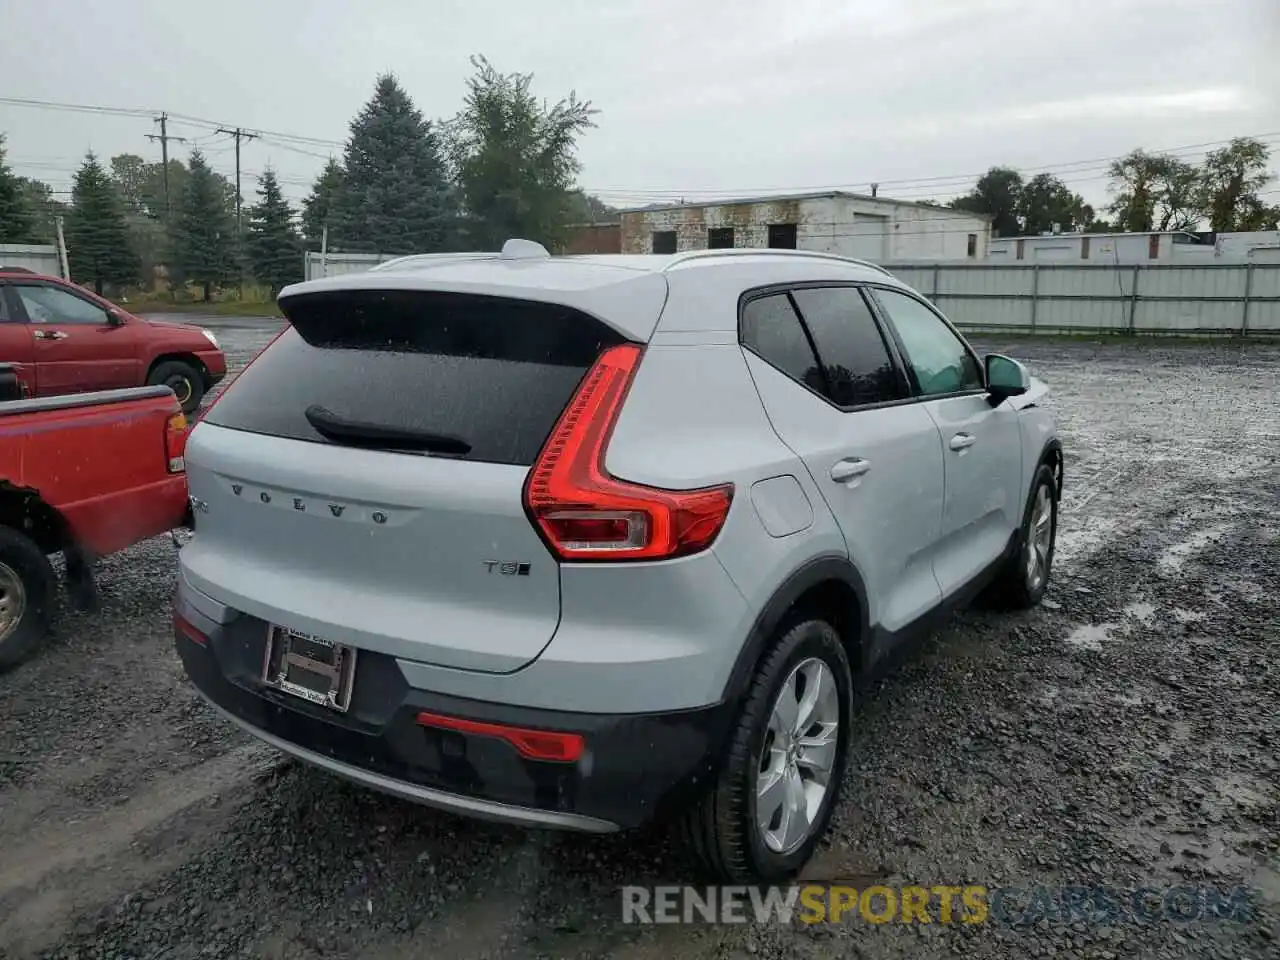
left=680, top=617, right=853, bottom=882
left=148, top=360, right=205, bottom=414
left=0, top=526, right=56, bottom=672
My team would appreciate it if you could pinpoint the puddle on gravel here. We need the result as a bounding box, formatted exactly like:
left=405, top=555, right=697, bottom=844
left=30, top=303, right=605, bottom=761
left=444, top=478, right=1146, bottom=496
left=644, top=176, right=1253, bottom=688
left=1156, top=522, right=1235, bottom=574
left=1064, top=601, right=1157, bottom=650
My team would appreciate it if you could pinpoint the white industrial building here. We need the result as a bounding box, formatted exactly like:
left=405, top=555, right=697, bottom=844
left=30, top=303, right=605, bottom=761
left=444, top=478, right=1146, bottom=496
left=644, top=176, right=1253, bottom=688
left=989, top=229, right=1280, bottom=264
left=619, top=191, right=991, bottom=261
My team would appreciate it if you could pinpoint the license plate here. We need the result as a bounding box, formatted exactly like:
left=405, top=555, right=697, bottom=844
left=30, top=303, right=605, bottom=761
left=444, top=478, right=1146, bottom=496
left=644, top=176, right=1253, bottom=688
left=262, top=625, right=358, bottom=712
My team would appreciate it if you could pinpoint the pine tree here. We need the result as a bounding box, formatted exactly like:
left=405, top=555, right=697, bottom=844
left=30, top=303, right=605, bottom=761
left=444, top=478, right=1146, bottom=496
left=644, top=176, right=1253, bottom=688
left=0, top=134, right=38, bottom=244
left=451, top=56, right=597, bottom=250
left=247, top=169, right=303, bottom=294
left=170, top=150, right=236, bottom=301
left=334, top=75, right=454, bottom=253
left=302, top=158, right=343, bottom=249
left=65, top=152, right=139, bottom=294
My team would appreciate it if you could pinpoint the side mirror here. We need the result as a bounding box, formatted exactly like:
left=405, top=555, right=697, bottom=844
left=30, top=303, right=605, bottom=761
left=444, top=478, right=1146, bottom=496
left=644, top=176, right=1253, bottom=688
left=106, top=309, right=125, bottom=327
left=985, top=354, right=1030, bottom=403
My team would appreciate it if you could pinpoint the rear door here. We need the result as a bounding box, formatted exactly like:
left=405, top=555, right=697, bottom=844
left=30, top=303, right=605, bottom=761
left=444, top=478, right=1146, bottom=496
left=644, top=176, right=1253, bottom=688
left=183, top=288, right=630, bottom=674
left=9, top=281, right=139, bottom=394
left=868, top=287, right=1023, bottom=597
left=0, top=285, right=34, bottom=396
left=740, top=286, right=945, bottom=640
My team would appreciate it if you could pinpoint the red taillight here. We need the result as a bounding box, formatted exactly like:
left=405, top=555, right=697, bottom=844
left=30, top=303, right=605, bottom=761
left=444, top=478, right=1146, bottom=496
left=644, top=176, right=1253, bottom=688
left=523, top=343, right=733, bottom=561
left=165, top=412, right=187, bottom=473
left=415, top=711, right=584, bottom=763
left=174, top=611, right=207, bottom=645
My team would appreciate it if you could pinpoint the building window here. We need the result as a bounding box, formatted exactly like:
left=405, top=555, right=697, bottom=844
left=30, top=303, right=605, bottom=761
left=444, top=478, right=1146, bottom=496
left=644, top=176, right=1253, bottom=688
left=1081, top=236, right=1091, bottom=259
left=708, top=227, right=735, bottom=249
left=1016, top=239, right=1026, bottom=261
left=768, top=224, right=797, bottom=249
left=1148, top=235, right=1160, bottom=259
left=651, top=231, right=677, bottom=254
left=966, top=233, right=977, bottom=258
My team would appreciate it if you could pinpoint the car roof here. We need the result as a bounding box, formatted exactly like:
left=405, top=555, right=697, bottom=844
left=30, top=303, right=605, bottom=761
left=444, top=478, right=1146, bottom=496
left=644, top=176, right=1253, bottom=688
left=278, top=240, right=908, bottom=341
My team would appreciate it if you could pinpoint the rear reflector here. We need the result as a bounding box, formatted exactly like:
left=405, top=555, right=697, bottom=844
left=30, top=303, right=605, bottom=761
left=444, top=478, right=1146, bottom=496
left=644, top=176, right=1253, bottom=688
left=415, top=711, right=584, bottom=763
left=523, top=343, right=733, bottom=561
left=174, top=611, right=207, bottom=645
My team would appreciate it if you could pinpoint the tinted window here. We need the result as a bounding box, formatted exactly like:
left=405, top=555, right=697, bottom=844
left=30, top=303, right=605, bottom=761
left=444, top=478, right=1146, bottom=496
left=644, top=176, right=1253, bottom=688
left=204, top=289, right=625, bottom=466
left=790, top=287, right=904, bottom=407
left=14, top=284, right=109, bottom=325
left=741, top=294, right=823, bottom=393
left=0, top=288, right=9, bottom=323
left=872, top=288, right=983, bottom=396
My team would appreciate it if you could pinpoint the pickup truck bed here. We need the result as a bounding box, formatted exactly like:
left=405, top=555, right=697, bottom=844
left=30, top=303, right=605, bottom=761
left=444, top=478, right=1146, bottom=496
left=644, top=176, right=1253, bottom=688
left=0, top=384, right=190, bottom=669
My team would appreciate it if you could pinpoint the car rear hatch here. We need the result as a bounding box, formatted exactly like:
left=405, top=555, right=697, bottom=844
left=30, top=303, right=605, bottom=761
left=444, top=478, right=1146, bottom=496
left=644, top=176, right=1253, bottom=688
left=182, top=278, right=663, bottom=673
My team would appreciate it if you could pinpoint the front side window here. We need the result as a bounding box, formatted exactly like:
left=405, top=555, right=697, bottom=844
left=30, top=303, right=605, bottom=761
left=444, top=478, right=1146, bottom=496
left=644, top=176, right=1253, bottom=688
left=13, top=284, right=109, bottom=325
left=872, top=288, right=983, bottom=397
left=789, top=287, right=904, bottom=407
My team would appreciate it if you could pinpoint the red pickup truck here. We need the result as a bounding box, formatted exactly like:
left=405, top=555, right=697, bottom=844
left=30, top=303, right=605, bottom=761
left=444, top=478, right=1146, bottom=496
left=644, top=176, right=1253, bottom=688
left=0, top=372, right=190, bottom=669
left=0, top=269, right=227, bottom=414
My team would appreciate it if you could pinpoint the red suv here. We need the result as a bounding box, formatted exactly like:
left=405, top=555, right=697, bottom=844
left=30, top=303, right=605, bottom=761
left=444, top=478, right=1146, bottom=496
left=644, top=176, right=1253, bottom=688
left=0, top=269, right=227, bottom=413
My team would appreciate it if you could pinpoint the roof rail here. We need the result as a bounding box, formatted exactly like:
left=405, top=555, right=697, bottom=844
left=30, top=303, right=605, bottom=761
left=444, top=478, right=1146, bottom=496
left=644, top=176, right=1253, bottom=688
left=368, top=251, right=501, bottom=272
left=662, top=248, right=894, bottom=276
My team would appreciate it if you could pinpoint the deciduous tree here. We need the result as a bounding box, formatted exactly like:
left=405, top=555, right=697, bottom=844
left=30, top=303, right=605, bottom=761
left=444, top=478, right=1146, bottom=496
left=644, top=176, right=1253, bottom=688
left=449, top=56, right=597, bottom=250
left=951, top=167, right=1024, bottom=238
left=1200, top=137, right=1274, bottom=231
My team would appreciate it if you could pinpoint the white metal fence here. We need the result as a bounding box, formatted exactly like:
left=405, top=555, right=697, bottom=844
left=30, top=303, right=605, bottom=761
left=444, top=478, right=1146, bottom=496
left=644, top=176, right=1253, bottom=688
left=0, top=243, right=63, bottom=277
left=882, top=262, right=1280, bottom=336
left=304, top=251, right=401, bottom=281
left=297, top=253, right=1278, bottom=337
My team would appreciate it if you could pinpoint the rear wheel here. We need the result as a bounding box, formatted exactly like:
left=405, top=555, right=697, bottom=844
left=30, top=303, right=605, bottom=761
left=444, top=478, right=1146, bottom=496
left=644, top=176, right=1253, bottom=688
left=148, top=360, right=204, bottom=414
left=0, top=526, right=56, bottom=672
left=681, top=617, right=853, bottom=882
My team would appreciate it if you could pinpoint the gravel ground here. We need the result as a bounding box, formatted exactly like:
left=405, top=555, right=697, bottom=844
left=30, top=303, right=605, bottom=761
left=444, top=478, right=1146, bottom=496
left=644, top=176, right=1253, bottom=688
left=1, top=322, right=1277, bottom=959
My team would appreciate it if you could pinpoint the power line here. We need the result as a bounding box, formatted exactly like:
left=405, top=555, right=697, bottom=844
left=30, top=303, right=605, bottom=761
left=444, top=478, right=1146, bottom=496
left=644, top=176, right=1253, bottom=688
left=144, top=113, right=187, bottom=219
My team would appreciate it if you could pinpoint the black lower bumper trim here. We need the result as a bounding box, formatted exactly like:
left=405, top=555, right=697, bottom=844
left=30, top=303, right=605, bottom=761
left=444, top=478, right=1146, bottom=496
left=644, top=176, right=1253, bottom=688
left=174, top=598, right=736, bottom=830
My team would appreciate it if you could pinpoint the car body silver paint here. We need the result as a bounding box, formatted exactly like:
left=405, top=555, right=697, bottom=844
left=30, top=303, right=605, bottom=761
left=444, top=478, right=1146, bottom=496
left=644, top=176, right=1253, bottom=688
left=749, top=476, right=814, bottom=538
left=181, top=248, right=1060, bottom=724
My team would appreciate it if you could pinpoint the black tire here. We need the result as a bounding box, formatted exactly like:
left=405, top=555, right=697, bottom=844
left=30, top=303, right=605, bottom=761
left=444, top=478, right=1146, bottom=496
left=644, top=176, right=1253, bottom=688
left=680, top=617, right=853, bottom=883
left=147, top=360, right=204, bottom=414
left=987, top=462, right=1059, bottom=610
left=0, top=526, right=57, bottom=672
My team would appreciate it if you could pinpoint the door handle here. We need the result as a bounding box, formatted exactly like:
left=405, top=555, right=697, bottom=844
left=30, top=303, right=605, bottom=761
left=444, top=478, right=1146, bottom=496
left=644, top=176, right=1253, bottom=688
left=949, top=432, right=976, bottom=451
left=830, top=457, right=871, bottom=483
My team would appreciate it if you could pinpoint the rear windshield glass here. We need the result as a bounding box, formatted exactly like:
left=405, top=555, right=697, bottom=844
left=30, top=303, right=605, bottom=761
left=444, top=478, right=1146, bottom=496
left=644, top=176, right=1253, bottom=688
left=203, top=289, right=626, bottom=466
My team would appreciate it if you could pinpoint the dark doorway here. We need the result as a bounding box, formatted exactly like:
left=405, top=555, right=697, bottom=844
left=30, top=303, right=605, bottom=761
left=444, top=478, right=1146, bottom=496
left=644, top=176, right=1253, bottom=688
left=768, top=224, right=798, bottom=249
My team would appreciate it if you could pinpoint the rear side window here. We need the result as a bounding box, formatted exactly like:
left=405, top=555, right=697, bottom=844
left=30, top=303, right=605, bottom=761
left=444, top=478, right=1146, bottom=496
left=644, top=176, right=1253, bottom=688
left=203, top=289, right=626, bottom=466
left=741, top=294, right=824, bottom=394
left=789, top=287, right=905, bottom=407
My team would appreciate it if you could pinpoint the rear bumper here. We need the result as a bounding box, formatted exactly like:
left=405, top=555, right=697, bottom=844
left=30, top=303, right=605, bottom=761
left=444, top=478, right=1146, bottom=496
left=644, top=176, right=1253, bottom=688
left=174, top=591, right=736, bottom=831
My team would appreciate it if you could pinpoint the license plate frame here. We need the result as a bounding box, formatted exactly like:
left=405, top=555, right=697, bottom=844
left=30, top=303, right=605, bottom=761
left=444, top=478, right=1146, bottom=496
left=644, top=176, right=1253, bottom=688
left=261, top=625, right=358, bottom=713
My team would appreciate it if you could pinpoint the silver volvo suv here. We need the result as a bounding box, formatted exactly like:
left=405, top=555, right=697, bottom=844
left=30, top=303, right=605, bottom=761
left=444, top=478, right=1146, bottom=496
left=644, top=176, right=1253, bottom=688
left=175, top=241, right=1062, bottom=882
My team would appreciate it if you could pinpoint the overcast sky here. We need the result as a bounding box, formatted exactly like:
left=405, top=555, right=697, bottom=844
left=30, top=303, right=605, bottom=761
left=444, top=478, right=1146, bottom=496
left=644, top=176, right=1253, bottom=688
left=3, top=0, right=1278, bottom=213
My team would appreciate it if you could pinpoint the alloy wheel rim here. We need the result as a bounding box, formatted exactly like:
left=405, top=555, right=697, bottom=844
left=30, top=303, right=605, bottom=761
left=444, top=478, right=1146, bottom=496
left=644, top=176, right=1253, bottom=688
left=167, top=376, right=193, bottom=404
left=756, top=657, right=841, bottom=855
left=0, top=561, right=27, bottom=643
left=1025, top=485, right=1053, bottom=591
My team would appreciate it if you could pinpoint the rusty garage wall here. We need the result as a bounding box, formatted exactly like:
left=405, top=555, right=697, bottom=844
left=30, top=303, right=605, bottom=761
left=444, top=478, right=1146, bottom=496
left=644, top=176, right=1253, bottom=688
left=560, top=223, right=622, bottom=254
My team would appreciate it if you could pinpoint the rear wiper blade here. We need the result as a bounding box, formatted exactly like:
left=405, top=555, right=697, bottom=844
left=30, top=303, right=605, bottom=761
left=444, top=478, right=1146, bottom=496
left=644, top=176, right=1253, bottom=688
left=304, top=405, right=472, bottom=455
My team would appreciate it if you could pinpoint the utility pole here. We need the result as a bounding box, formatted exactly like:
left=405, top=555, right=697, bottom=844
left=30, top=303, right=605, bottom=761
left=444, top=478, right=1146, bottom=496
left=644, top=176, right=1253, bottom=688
left=145, top=113, right=186, bottom=219
left=215, top=127, right=258, bottom=233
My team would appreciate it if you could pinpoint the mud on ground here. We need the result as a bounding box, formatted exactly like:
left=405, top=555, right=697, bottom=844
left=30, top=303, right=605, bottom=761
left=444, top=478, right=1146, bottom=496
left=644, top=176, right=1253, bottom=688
left=1, top=329, right=1277, bottom=959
